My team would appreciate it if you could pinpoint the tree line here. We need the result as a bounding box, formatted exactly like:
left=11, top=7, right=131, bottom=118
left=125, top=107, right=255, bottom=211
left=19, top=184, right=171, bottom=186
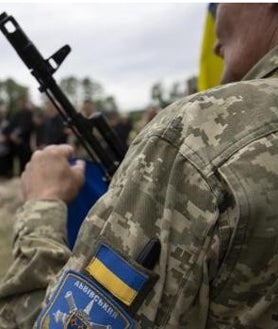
left=0, top=76, right=195, bottom=114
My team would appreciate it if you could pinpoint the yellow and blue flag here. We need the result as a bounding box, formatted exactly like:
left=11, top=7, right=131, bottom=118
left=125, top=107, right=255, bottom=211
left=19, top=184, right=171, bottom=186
left=86, top=244, right=148, bottom=306
left=198, top=3, right=223, bottom=91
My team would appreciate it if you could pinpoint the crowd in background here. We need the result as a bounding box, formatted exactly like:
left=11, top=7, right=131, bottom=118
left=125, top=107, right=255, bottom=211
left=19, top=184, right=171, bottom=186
left=0, top=95, right=160, bottom=179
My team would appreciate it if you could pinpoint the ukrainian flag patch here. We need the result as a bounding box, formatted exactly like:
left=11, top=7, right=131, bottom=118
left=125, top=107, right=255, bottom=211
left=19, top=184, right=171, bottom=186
left=86, top=244, right=148, bottom=306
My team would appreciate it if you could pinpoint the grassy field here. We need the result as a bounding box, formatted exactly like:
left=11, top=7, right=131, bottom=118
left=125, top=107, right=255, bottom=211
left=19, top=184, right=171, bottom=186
left=0, top=178, right=22, bottom=279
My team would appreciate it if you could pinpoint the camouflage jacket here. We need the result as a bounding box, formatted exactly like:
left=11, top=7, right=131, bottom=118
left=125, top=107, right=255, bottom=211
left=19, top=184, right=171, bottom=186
left=0, top=46, right=277, bottom=329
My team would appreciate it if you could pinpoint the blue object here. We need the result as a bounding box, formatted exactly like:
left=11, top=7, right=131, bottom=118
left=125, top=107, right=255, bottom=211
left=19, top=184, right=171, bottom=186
left=67, top=160, right=108, bottom=249
left=34, top=270, right=135, bottom=329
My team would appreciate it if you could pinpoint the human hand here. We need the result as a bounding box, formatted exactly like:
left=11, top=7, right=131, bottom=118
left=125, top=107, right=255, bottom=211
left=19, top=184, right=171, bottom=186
left=21, top=144, right=85, bottom=203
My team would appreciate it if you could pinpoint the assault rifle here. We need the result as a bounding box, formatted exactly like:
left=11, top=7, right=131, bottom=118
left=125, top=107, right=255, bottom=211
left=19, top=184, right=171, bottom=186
left=0, top=12, right=126, bottom=181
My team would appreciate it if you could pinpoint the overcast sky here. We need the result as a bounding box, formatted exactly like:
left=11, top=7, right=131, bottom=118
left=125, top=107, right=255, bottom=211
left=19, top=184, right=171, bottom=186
left=0, top=3, right=207, bottom=111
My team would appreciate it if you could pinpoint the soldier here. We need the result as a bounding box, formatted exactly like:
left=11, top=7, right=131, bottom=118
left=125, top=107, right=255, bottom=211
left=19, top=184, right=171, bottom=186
left=81, top=99, right=97, bottom=119
left=8, top=95, right=34, bottom=175
left=0, top=100, right=13, bottom=178
left=0, top=3, right=277, bottom=329
left=41, top=100, right=68, bottom=146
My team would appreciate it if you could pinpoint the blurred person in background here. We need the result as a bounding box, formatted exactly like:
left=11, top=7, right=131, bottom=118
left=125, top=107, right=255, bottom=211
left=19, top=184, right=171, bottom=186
left=135, top=104, right=160, bottom=134
left=81, top=99, right=97, bottom=118
left=0, top=100, right=13, bottom=178
left=29, top=108, right=46, bottom=152
left=8, top=95, right=33, bottom=174
left=115, top=113, right=133, bottom=149
left=42, top=100, right=68, bottom=146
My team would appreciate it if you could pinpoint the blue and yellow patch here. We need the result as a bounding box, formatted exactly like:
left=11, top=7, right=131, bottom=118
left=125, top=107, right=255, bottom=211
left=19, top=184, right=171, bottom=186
left=34, top=270, right=135, bottom=329
left=86, top=244, right=148, bottom=306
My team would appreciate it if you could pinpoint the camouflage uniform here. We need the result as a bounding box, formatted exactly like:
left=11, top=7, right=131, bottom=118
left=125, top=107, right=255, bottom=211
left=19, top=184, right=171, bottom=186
left=0, top=46, right=277, bottom=329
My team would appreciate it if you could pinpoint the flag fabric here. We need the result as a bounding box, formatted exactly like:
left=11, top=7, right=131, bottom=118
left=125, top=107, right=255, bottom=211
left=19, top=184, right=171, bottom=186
left=67, top=160, right=108, bottom=249
left=198, top=3, right=223, bottom=91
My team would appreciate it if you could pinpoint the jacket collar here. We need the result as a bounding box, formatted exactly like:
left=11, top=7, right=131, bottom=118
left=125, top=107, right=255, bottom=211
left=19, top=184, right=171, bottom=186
left=243, top=45, right=278, bottom=81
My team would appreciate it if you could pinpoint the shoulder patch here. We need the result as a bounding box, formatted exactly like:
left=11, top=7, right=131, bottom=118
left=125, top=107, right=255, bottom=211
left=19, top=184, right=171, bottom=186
left=86, top=243, right=148, bottom=306
left=35, top=270, right=135, bottom=329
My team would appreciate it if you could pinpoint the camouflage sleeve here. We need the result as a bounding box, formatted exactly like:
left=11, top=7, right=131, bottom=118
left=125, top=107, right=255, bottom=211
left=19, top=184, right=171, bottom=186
left=0, top=200, right=71, bottom=328
left=69, top=130, right=222, bottom=328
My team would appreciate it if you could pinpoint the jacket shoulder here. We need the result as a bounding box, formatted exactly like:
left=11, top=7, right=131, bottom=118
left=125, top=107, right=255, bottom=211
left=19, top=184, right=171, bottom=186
left=136, top=78, right=278, bottom=176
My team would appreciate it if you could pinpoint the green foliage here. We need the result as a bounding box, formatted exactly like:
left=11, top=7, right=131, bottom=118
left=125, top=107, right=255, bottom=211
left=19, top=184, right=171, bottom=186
left=128, top=109, right=145, bottom=123
left=81, top=77, right=103, bottom=101
left=151, top=80, right=185, bottom=109
left=0, top=78, right=29, bottom=113
left=59, top=76, right=116, bottom=113
left=60, top=76, right=79, bottom=105
left=186, top=76, right=198, bottom=95
left=97, top=96, right=118, bottom=113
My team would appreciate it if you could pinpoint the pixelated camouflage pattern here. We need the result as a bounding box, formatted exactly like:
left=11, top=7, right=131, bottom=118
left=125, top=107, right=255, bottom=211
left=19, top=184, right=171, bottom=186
left=0, top=46, right=277, bottom=328
left=0, top=178, right=22, bottom=279
left=0, top=200, right=70, bottom=328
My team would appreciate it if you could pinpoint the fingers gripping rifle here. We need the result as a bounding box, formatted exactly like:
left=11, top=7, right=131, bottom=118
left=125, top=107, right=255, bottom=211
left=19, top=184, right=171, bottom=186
left=0, top=12, right=126, bottom=181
